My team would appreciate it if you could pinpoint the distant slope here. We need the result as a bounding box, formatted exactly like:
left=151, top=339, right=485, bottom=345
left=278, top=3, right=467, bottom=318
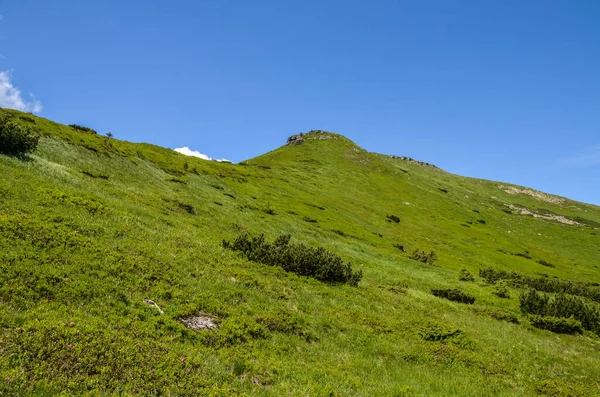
left=1, top=111, right=599, bottom=396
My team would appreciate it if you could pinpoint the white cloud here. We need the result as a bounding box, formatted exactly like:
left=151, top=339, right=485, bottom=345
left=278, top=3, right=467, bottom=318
left=174, top=146, right=231, bottom=163
left=174, top=146, right=211, bottom=160
left=560, top=144, right=600, bottom=167
left=0, top=71, right=42, bottom=113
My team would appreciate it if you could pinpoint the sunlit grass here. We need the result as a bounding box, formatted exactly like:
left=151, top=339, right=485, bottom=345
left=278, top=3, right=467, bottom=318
left=0, top=110, right=599, bottom=395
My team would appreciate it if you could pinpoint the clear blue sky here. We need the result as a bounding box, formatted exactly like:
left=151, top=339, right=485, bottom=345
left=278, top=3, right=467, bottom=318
left=1, top=0, right=599, bottom=204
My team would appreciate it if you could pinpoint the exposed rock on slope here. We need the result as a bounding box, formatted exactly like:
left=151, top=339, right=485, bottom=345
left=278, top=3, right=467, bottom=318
left=285, top=133, right=305, bottom=146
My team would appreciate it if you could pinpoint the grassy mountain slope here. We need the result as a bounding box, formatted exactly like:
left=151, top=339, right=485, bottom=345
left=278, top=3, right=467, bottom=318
left=1, top=110, right=599, bottom=396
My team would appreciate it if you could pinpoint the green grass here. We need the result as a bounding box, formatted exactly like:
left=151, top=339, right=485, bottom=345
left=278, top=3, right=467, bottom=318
left=1, top=109, right=599, bottom=395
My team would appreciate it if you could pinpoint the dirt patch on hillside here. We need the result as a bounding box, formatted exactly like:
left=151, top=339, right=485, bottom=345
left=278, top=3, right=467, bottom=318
left=504, top=204, right=579, bottom=225
left=180, top=314, right=219, bottom=330
left=500, top=185, right=564, bottom=205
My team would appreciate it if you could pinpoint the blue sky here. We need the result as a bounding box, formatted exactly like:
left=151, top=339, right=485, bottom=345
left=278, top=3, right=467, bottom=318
left=1, top=0, right=599, bottom=204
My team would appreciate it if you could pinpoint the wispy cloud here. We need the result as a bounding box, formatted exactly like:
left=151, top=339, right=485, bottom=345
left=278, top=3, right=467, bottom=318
left=559, top=144, right=600, bottom=167
left=174, top=146, right=230, bottom=162
left=0, top=71, right=42, bottom=113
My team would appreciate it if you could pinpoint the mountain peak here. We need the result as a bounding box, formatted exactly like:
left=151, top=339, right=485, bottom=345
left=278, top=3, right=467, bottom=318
left=284, top=130, right=355, bottom=147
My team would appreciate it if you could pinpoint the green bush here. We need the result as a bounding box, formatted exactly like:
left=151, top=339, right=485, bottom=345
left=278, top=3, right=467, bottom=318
left=0, top=114, right=39, bottom=155
left=529, top=315, right=583, bottom=335
left=479, top=268, right=510, bottom=284
left=537, top=259, right=556, bottom=268
left=393, top=243, right=406, bottom=252
left=222, top=233, right=362, bottom=286
left=519, top=289, right=600, bottom=334
left=431, top=288, right=475, bottom=304
left=410, top=249, right=437, bottom=265
left=177, top=201, right=197, bottom=215
left=386, top=214, right=400, bottom=223
left=492, top=281, right=511, bottom=299
left=480, top=267, right=600, bottom=303
left=458, top=269, right=474, bottom=282
left=68, top=124, right=97, bottom=134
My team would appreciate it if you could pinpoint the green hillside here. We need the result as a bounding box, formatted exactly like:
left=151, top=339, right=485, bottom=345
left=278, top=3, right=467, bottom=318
left=1, top=109, right=599, bottom=396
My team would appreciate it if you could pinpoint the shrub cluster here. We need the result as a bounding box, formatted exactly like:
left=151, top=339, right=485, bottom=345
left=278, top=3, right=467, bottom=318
left=222, top=233, right=363, bottom=286
left=0, top=114, right=39, bottom=155
left=492, top=281, right=511, bottom=299
left=537, top=259, right=556, bottom=268
left=18, top=115, right=36, bottom=123
left=529, top=315, right=583, bottom=335
left=393, top=243, right=405, bottom=252
left=519, top=289, right=600, bottom=334
left=458, top=269, right=474, bottom=282
left=68, top=124, right=97, bottom=134
left=177, top=201, right=197, bottom=215
left=410, top=249, right=437, bottom=265
left=431, top=288, right=475, bottom=304
left=386, top=214, right=400, bottom=223
left=479, top=268, right=600, bottom=303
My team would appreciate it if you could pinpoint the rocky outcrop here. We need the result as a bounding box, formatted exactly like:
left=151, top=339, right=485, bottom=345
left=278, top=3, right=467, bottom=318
left=285, top=133, right=305, bottom=146
left=389, top=155, right=440, bottom=169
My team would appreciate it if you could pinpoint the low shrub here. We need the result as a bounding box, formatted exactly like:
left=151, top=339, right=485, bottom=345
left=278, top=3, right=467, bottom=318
left=492, top=281, right=511, bottom=299
left=177, top=202, right=197, bottom=215
left=419, top=322, right=463, bottom=342
left=431, top=288, right=475, bottom=304
left=529, top=315, right=583, bottom=335
left=537, top=259, right=556, bottom=268
left=393, top=243, right=406, bottom=252
left=18, top=115, right=36, bottom=123
left=519, top=289, right=600, bottom=334
left=458, top=269, right=474, bottom=282
left=68, top=124, right=97, bottom=134
left=480, top=268, right=600, bottom=303
left=302, top=216, right=317, bottom=223
left=0, top=114, right=39, bottom=155
left=222, top=233, right=362, bottom=286
left=386, top=214, right=400, bottom=223
left=262, top=204, right=276, bottom=215
left=82, top=171, right=109, bottom=180
left=410, top=249, right=437, bottom=265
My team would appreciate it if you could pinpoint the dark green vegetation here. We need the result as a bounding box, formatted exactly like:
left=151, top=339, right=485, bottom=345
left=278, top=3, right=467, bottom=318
left=529, top=315, right=583, bottom=335
left=480, top=268, right=600, bottom=303
left=222, top=233, right=362, bottom=286
left=1, top=108, right=600, bottom=395
left=0, top=113, right=39, bottom=155
left=68, top=124, right=97, bottom=134
left=431, top=288, right=476, bottom=304
left=519, top=289, right=600, bottom=334
left=409, top=249, right=438, bottom=265
left=458, top=268, right=475, bottom=282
